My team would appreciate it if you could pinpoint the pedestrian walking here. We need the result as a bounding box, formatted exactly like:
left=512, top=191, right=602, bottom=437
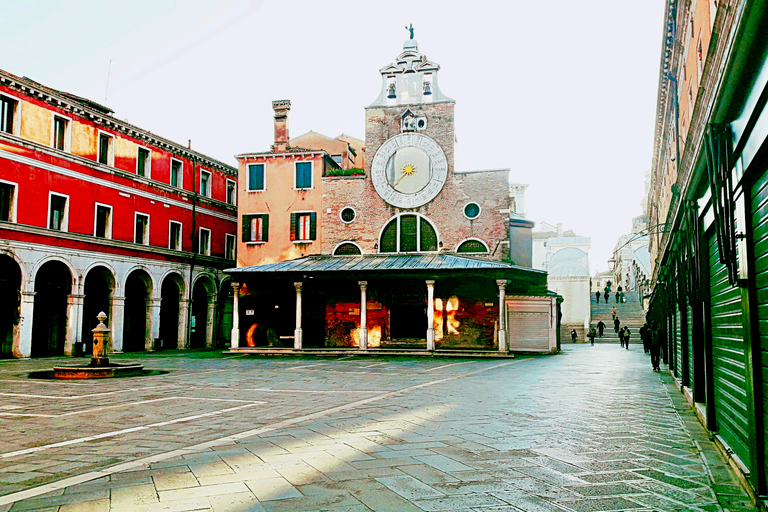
left=640, top=323, right=651, bottom=353
left=617, top=285, right=623, bottom=293
left=596, top=320, right=605, bottom=337
left=615, top=291, right=620, bottom=304
left=614, top=316, right=620, bottom=333
left=650, top=321, right=661, bottom=371
left=571, top=328, right=577, bottom=343
left=588, top=326, right=596, bottom=346
left=595, top=290, right=601, bottom=303
left=620, top=291, right=625, bottom=303
left=611, top=306, right=617, bottom=320
left=604, top=291, right=609, bottom=303
left=623, top=326, right=631, bottom=349
left=619, top=326, right=625, bottom=347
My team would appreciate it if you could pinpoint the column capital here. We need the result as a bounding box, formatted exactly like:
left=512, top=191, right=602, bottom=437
left=426, top=279, right=435, bottom=287
left=21, top=291, right=36, bottom=299
left=294, top=282, right=303, bottom=292
left=111, top=296, right=126, bottom=302
left=358, top=281, right=367, bottom=290
left=496, top=279, right=507, bottom=289
left=231, top=282, right=241, bottom=292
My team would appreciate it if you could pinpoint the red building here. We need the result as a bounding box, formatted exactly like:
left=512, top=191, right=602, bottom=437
left=0, top=70, right=237, bottom=358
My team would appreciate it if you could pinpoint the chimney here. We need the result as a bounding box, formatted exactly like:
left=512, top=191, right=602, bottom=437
left=557, top=223, right=563, bottom=237
left=272, top=99, right=291, bottom=152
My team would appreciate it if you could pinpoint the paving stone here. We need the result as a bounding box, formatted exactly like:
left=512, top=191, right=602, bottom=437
left=208, top=491, right=265, bottom=512
left=58, top=499, right=109, bottom=512
left=244, top=477, right=302, bottom=501
left=414, top=455, right=474, bottom=473
left=554, top=497, right=645, bottom=511
left=414, top=493, right=509, bottom=511
left=375, top=475, right=444, bottom=500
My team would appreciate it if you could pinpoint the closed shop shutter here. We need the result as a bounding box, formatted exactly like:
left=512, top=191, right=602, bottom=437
left=749, top=168, right=768, bottom=489
left=687, top=303, right=694, bottom=388
left=708, top=231, right=751, bottom=468
left=675, top=309, right=682, bottom=378
left=508, top=312, right=549, bottom=352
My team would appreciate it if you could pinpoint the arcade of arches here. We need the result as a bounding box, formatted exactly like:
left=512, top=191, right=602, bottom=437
left=0, top=252, right=232, bottom=359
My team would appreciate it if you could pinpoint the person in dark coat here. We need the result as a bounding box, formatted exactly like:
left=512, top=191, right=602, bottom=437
left=588, top=327, right=596, bottom=346
left=650, top=321, right=661, bottom=371
left=596, top=320, right=606, bottom=337
left=595, top=290, right=601, bottom=303
left=618, top=326, right=626, bottom=347
left=571, top=328, right=577, bottom=343
left=640, top=323, right=651, bottom=353
left=615, top=291, right=621, bottom=303
left=604, top=291, right=609, bottom=303
left=617, top=285, right=623, bottom=293
left=623, top=326, right=631, bottom=349
left=613, top=317, right=620, bottom=333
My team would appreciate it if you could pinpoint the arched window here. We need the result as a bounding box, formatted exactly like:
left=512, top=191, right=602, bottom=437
left=456, top=239, right=488, bottom=253
left=379, top=214, right=438, bottom=253
left=333, top=242, right=362, bottom=255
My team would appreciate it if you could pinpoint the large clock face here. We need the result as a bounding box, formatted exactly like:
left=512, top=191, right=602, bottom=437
left=371, top=133, right=448, bottom=208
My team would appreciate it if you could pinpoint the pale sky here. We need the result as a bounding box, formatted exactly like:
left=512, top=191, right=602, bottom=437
left=1, top=0, right=665, bottom=273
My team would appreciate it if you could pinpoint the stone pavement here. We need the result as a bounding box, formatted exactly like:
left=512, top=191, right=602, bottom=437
left=0, top=346, right=758, bottom=511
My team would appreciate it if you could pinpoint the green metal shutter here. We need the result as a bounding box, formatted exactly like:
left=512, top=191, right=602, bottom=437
left=749, top=169, right=768, bottom=487
left=262, top=215, right=269, bottom=242
left=675, top=308, right=682, bottom=378
left=687, top=303, right=694, bottom=388
left=242, top=215, right=251, bottom=242
left=708, top=231, right=751, bottom=468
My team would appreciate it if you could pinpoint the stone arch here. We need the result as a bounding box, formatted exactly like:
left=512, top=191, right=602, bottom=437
left=123, top=268, right=153, bottom=352
left=31, top=259, right=73, bottom=357
left=190, top=274, right=216, bottom=349
left=378, top=213, right=440, bottom=253
left=81, top=265, right=116, bottom=357
left=31, top=255, right=77, bottom=291
left=160, top=272, right=185, bottom=350
left=548, top=248, right=589, bottom=278
left=0, top=253, right=22, bottom=358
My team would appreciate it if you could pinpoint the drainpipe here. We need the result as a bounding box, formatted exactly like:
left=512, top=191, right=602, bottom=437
left=186, top=155, right=198, bottom=347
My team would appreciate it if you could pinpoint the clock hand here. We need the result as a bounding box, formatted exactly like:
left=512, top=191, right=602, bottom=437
left=393, top=165, right=416, bottom=187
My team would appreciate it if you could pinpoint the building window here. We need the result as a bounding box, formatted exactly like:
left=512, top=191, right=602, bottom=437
left=331, top=154, right=343, bottom=166
left=94, top=203, right=112, bottom=238
left=456, top=239, right=489, bottom=253
left=340, top=207, right=356, bottom=223
left=199, top=228, right=211, bottom=256
left=0, top=181, right=17, bottom=222
left=137, top=147, right=151, bottom=177
left=52, top=115, right=70, bottom=151
left=295, top=161, right=312, bottom=189
left=242, top=214, right=269, bottom=243
left=464, top=202, right=481, bottom=219
left=134, top=213, right=149, bottom=245
left=169, top=221, right=182, bottom=250
left=248, top=163, right=265, bottom=191
left=225, top=234, right=236, bottom=260
left=291, top=212, right=316, bottom=242
left=98, top=132, right=114, bottom=166
left=0, top=94, right=19, bottom=135
left=48, top=193, right=68, bottom=231
left=333, top=242, right=362, bottom=256
left=171, top=158, right=183, bottom=188
left=200, top=170, right=211, bottom=197
left=379, top=214, right=438, bottom=253
left=226, top=179, right=236, bottom=205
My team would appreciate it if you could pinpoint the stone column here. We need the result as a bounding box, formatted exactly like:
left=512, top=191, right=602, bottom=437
left=294, top=282, right=303, bottom=350
left=358, top=281, right=368, bottom=350
left=148, top=298, right=161, bottom=351
left=178, top=299, right=191, bottom=349
left=497, top=279, right=508, bottom=353
left=16, top=291, right=35, bottom=358
left=206, top=297, right=216, bottom=348
left=65, top=294, right=85, bottom=356
left=426, top=280, right=435, bottom=351
left=230, top=282, right=241, bottom=349
left=109, top=296, right=125, bottom=353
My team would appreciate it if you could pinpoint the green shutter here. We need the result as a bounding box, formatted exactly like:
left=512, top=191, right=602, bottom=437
left=420, top=218, right=437, bottom=251
left=400, top=215, right=417, bottom=252
left=381, top=220, right=397, bottom=253
left=309, top=212, right=317, bottom=240
left=242, top=215, right=251, bottom=242
left=290, top=213, right=297, bottom=241
left=262, top=215, right=269, bottom=242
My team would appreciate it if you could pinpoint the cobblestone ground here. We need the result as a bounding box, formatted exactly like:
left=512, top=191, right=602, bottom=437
left=0, top=345, right=758, bottom=512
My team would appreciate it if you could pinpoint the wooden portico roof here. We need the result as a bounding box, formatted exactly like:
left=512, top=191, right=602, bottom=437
left=226, top=254, right=548, bottom=288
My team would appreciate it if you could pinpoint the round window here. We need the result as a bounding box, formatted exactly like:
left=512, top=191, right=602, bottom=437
left=464, top=202, right=481, bottom=219
left=340, top=207, right=356, bottom=223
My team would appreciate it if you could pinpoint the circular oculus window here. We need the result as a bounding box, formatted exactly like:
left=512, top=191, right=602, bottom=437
left=340, top=207, right=356, bottom=223
left=464, top=202, right=481, bottom=219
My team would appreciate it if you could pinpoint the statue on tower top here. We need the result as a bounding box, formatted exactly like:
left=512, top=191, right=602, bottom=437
left=405, top=24, right=414, bottom=40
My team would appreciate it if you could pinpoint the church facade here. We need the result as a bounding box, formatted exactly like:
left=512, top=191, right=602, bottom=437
left=227, top=35, right=558, bottom=354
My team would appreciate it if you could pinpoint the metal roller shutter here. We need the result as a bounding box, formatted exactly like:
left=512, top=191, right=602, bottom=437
left=508, top=312, right=550, bottom=352
left=708, top=231, right=751, bottom=468
left=688, top=304, right=694, bottom=388
left=675, top=309, right=682, bottom=378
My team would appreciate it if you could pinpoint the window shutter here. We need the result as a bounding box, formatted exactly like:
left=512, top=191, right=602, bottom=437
left=309, top=212, right=317, bottom=240
left=262, top=215, right=269, bottom=242
left=290, top=213, right=297, bottom=241
left=242, top=215, right=251, bottom=242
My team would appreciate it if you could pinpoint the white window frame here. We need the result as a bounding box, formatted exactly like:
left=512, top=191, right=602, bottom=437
left=170, top=158, right=184, bottom=189
left=454, top=238, right=489, bottom=253
left=97, top=130, right=115, bottom=167
left=293, top=209, right=314, bottom=243
left=0, top=178, right=18, bottom=222
left=93, top=202, right=113, bottom=239
left=245, top=213, right=268, bottom=244
left=134, top=211, right=150, bottom=246
left=136, top=145, right=152, bottom=178
left=225, top=233, right=236, bottom=260
left=0, top=92, right=22, bottom=136
left=463, top=202, right=482, bottom=220
left=50, top=114, right=72, bottom=152
left=199, top=169, right=212, bottom=198
left=168, top=220, right=182, bottom=251
left=339, top=206, right=356, bottom=224
left=47, top=191, right=70, bottom=231
left=293, top=160, right=313, bottom=190
left=225, top=178, right=236, bottom=205
left=199, top=227, right=211, bottom=256
left=247, top=163, right=266, bottom=192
